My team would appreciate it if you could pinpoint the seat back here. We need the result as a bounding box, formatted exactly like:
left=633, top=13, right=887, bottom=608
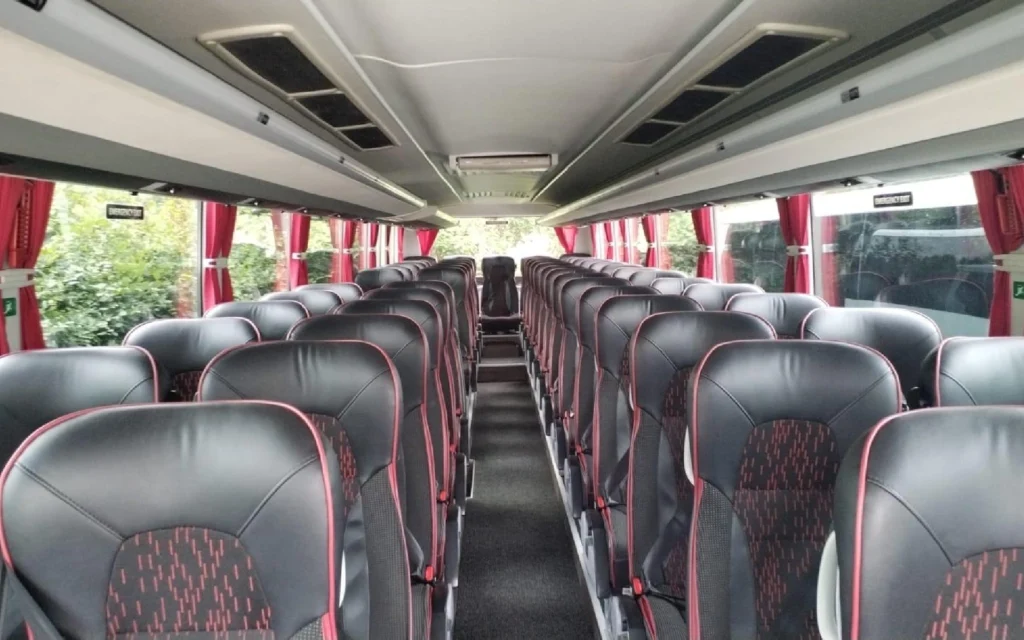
left=481, top=256, right=519, bottom=317
left=650, top=276, right=711, bottom=295
left=919, top=337, right=1024, bottom=407
left=404, top=255, right=437, bottom=265
left=421, top=266, right=473, bottom=359
left=683, top=282, right=764, bottom=310
left=726, top=292, right=828, bottom=338
left=802, top=307, right=941, bottom=402
left=262, top=289, right=343, bottom=316
left=612, top=266, right=643, bottom=281
left=599, top=262, right=623, bottom=276
left=688, top=340, right=898, bottom=639
left=0, top=402, right=343, bottom=639
left=355, top=267, right=408, bottom=292
left=123, top=318, right=259, bottom=400
left=0, top=347, right=162, bottom=466
left=830, top=407, right=1024, bottom=639
left=299, top=282, right=364, bottom=304
left=629, top=270, right=688, bottom=287
left=205, top=300, right=309, bottom=340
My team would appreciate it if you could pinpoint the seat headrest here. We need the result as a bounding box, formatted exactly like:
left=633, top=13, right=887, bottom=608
left=628, top=270, right=688, bottom=287
left=330, top=299, right=440, bottom=365
left=0, top=347, right=162, bottom=464
left=726, top=293, right=828, bottom=338
left=204, top=300, right=309, bottom=340
left=354, top=267, right=408, bottom=292
left=599, top=263, right=624, bottom=275
left=403, top=255, right=437, bottom=265
left=802, top=307, right=941, bottom=398
left=558, top=277, right=627, bottom=331
left=920, top=337, right=1024, bottom=406
left=420, top=267, right=468, bottom=302
left=262, top=290, right=342, bottom=316
left=834, top=407, right=1024, bottom=639
left=650, top=276, right=710, bottom=295
left=612, top=266, right=643, bottom=280
left=596, top=295, right=702, bottom=373
left=683, top=282, right=764, bottom=310
left=363, top=288, right=451, bottom=351
left=0, top=402, right=340, bottom=638
left=298, top=282, right=363, bottom=304
left=578, top=285, right=657, bottom=351
left=632, top=312, right=776, bottom=420
left=123, top=317, right=260, bottom=373
left=200, top=341, right=400, bottom=486
left=383, top=281, right=457, bottom=329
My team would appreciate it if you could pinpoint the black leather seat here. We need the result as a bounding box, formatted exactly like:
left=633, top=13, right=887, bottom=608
left=726, top=292, right=828, bottom=338
left=589, top=296, right=702, bottom=598
left=802, top=307, right=942, bottom=404
left=405, top=255, right=438, bottom=265
left=629, top=270, right=689, bottom=287
left=0, top=402, right=345, bottom=638
left=299, top=282, right=364, bottom=304
left=262, top=289, right=343, bottom=316
left=0, top=347, right=162, bottom=467
left=123, top=317, right=259, bottom=401
left=205, top=300, right=309, bottom=340
left=677, top=340, right=899, bottom=639
left=683, top=282, right=764, bottom=310
left=599, top=263, right=624, bottom=276
left=650, top=276, right=712, bottom=296
left=919, top=337, right=1024, bottom=407
left=825, top=407, right=1024, bottom=639
left=612, top=266, right=643, bottom=282
left=625, top=312, right=775, bottom=636
left=355, top=267, right=408, bottom=292
left=421, top=266, right=476, bottom=391
left=480, top=256, right=519, bottom=319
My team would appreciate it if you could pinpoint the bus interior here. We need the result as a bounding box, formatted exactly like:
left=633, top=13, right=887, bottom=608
left=2, top=0, right=1024, bottom=638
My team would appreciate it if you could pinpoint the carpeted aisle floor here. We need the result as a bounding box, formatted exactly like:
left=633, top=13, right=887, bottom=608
left=454, top=379, right=595, bottom=639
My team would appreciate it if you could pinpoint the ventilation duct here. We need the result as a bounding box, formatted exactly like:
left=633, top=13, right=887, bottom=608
left=451, top=154, right=555, bottom=175
left=621, top=24, right=847, bottom=146
left=201, top=26, right=395, bottom=151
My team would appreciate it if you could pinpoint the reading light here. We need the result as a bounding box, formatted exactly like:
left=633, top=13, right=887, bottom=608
left=167, top=186, right=177, bottom=194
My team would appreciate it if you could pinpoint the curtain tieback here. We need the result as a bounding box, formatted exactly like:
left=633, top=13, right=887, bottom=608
left=291, top=252, right=308, bottom=260
left=0, top=269, right=35, bottom=292
left=786, top=245, right=810, bottom=257
left=697, top=244, right=714, bottom=253
left=202, top=258, right=229, bottom=269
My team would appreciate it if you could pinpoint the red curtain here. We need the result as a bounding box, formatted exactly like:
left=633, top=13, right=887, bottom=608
left=288, top=213, right=311, bottom=289
left=365, top=223, right=380, bottom=268
left=383, top=226, right=392, bottom=265
left=333, top=219, right=357, bottom=282
left=417, top=229, right=439, bottom=256
left=0, top=177, right=25, bottom=354
left=819, top=216, right=841, bottom=305
left=618, top=219, right=629, bottom=262
left=626, top=218, right=640, bottom=263
left=10, top=181, right=53, bottom=350
left=691, top=207, right=715, bottom=279
left=554, top=226, right=578, bottom=253
left=395, top=227, right=405, bottom=262
left=602, top=221, right=615, bottom=259
left=202, top=202, right=237, bottom=310
left=973, top=167, right=1024, bottom=336
left=777, top=194, right=812, bottom=293
left=641, top=215, right=657, bottom=267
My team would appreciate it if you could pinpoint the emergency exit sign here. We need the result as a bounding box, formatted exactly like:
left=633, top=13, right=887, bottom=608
left=1014, top=282, right=1024, bottom=300
left=3, top=298, right=15, bottom=318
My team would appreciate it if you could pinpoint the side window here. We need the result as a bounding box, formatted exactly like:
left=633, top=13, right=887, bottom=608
left=231, top=208, right=285, bottom=300
left=433, top=218, right=562, bottom=266
left=812, top=175, right=991, bottom=337
left=662, top=212, right=698, bottom=273
left=306, top=217, right=334, bottom=284
left=717, top=201, right=786, bottom=293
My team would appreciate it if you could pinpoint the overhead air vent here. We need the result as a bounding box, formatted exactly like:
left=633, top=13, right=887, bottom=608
left=450, top=154, right=555, bottom=175
left=621, top=24, right=846, bottom=146
left=201, top=26, right=396, bottom=151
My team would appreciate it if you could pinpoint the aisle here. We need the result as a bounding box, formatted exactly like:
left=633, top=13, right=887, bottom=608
left=454, top=378, right=594, bottom=639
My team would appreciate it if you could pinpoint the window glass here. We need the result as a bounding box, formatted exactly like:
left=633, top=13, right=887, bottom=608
left=433, top=218, right=562, bottom=265
left=231, top=208, right=285, bottom=300
left=306, top=217, right=334, bottom=284
left=37, top=183, right=198, bottom=347
left=812, top=175, right=991, bottom=337
left=717, top=201, right=786, bottom=292
left=662, top=211, right=698, bottom=273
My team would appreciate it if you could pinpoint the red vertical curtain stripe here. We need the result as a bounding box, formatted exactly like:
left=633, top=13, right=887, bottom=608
left=12, top=181, right=53, bottom=350
left=618, top=218, right=629, bottom=262
left=395, top=227, right=405, bottom=262
left=777, top=194, right=812, bottom=293
left=640, top=215, right=657, bottom=267
left=382, top=226, right=392, bottom=265
left=287, top=213, right=310, bottom=289
left=691, top=207, right=715, bottom=279
left=554, top=226, right=577, bottom=253
left=417, top=229, right=439, bottom=256
left=602, top=221, right=615, bottom=259
left=366, top=223, right=380, bottom=268
left=589, top=225, right=600, bottom=259
left=973, top=167, right=1024, bottom=336
left=0, top=177, right=25, bottom=354
left=202, top=202, right=237, bottom=310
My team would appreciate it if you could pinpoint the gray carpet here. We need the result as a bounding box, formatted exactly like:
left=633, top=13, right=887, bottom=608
left=454, top=379, right=595, bottom=639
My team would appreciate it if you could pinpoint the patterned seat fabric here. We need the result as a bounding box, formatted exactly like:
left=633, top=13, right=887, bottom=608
left=918, top=337, right=1024, bottom=406
left=205, top=300, right=309, bottom=341
left=0, top=402, right=343, bottom=639
left=831, top=407, right=1024, bottom=639
left=590, top=297, right=702, bottom=592
left=725, top=292, right=828, bottom=339
left=682, top=282, right=764, bottom=310
left=355, top=267, right=409, bottom=292
left=123, top=317, right=259, bottom=401
left=687, top=340, right=899, bottom=640
left=802, top=306, right=942, bottom=402
left=199, top=344, right=409, bottom=640
left=262, top=290, right=343, bottom=316
left=0, top=347, right=162, bottom=466
left=298, top=282, right=364, bottom=304
left=626, top=312, right=775, bottom=637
